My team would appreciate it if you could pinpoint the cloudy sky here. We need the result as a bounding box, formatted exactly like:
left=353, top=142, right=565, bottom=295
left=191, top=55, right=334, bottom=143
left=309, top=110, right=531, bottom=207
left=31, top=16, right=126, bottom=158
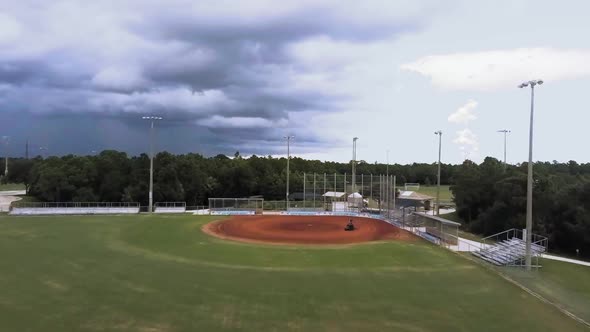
left=1, top=0, right=589, bottom=164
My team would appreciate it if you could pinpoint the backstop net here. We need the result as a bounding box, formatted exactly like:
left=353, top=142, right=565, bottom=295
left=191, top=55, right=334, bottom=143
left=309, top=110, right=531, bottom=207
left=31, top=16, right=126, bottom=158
left=300, top=173, right=397, bottom=214
left=208, top=198, right=264, bottom=215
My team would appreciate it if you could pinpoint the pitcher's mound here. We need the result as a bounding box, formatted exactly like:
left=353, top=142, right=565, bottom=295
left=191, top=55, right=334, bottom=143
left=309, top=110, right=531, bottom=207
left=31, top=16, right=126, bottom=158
left=202, top=215, right=416, bottom=245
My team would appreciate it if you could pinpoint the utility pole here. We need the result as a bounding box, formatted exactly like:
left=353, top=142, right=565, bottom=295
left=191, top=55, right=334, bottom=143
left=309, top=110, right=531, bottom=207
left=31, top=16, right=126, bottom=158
left=142, top=116, right=163, bottom=213
left=519, top=79, right=543, bottom=271
left=284, top=135, right=294, bottom=210
left=434, top=131, right=442, bottom=216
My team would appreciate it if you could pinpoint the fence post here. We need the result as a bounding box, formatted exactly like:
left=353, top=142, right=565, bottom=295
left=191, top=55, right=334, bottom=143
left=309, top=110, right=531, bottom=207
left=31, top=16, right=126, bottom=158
left=370, top=173, right=373, bottom=202
left=323, top=173, right=326, bottom=210
left=334, top=173, right=336, bottom=193
left=393, top=175, right=396, bottom=211
left=313, top=173, right=316, bottom=209
left=303, top=172, right=306, bottom=209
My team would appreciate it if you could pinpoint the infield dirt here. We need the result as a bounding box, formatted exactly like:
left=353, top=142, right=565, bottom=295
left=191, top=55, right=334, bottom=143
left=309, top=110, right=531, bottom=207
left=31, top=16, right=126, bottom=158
left=202, top=215, right=417, bottom=245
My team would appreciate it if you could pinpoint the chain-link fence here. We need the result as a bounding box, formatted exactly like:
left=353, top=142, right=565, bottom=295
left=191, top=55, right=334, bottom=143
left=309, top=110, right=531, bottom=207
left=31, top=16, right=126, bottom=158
left=300, top=173, right=398, bottom=214
left=208, top=198, right=264, bottom=215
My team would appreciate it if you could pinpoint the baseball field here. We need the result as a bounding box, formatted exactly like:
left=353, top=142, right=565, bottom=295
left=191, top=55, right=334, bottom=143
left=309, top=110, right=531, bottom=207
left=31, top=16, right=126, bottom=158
left=0, top=214, right=588, bottom=331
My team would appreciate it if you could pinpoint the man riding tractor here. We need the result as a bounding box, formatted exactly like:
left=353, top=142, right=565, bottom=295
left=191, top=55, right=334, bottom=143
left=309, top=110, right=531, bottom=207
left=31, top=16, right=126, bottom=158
left=344, top=218, right=355, bottom=231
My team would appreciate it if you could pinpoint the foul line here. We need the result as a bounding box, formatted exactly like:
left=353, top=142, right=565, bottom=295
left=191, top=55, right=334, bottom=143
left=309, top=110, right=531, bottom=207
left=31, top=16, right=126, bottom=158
left=458, top=252, right=590, bottom=329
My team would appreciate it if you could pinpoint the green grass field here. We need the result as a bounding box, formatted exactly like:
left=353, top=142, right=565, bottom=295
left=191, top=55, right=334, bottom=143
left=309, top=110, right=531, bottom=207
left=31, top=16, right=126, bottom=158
left=414, top=185, right=453, bottom=202
left=499, top=259, right=590, bottom=323
left=0, top=182, right=25, bottom=191
left=0, top=214, right=587, bottom=332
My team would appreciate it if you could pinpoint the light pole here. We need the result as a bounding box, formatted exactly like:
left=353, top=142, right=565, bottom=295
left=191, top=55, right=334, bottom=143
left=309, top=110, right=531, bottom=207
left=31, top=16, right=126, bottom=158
left=497, top=129, right=511, bottom=169
left=386, top=149, right=390, bottom=215
left=2, top=136, right=9, bottom=177
left=519, top=79, right=543, bottom=270
left=142, top=116, right=163, bottom=213
left=284, top=135, right=294, bottom=210
left=434, top=131, right=442, bottom=216
left=352, top=137, right=358, bottom=193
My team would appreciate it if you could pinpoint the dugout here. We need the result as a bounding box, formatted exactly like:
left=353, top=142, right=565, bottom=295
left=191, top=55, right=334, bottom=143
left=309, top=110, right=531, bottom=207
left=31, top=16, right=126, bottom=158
left=208, top=198, right=264, bottom=215
left=405, top=212, right=460, bottom=247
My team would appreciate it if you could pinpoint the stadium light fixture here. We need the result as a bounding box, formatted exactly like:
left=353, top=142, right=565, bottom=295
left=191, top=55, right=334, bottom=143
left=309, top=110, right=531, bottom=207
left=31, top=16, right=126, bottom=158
left=519, top=79, right=543, bottom=271
left=434, top=131, right=442, bottom=216
left=284, top=135, right=295, bottom=210
left=142, top=116, right=163, bottom=213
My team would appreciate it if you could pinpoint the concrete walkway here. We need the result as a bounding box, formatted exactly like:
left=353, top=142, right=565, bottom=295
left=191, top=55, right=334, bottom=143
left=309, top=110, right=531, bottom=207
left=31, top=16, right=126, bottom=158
left=0, top=190, right=26, bottom=212
left=541, top=254, right=590, bottom=267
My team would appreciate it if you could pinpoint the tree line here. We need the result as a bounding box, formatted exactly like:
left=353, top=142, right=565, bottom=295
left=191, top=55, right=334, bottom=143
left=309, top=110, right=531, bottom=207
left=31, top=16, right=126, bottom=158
left=0, top=150, right=458, bottom=206
left=451, top=157, right=590, bottom=258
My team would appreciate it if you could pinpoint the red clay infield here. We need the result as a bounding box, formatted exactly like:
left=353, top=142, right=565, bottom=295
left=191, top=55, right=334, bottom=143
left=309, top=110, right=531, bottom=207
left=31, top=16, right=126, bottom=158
left=202, top=215, right=416, bottom=245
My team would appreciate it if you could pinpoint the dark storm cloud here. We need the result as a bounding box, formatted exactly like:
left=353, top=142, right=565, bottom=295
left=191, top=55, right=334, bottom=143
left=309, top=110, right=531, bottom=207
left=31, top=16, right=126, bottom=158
left=0, top=1, right=430, bottom=156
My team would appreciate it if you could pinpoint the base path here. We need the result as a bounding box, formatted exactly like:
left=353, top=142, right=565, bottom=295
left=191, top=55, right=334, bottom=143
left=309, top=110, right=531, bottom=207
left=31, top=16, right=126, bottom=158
left=203, top=215, right=416, bottom=245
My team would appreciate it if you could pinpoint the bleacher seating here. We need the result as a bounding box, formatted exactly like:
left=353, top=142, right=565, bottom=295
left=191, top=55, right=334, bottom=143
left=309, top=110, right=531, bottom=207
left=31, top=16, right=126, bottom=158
left=154, top=206, right=187, bottom=214
left=472, top=237, right=546, bottom=266
left=9, top=207, right=140, bottom=216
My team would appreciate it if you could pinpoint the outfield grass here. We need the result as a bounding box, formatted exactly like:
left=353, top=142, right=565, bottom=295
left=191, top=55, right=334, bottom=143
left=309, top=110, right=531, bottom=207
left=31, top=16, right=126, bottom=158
left=499, top=259, right=590, bottom=323
left=414, top=185, right=453, bottom=202
left=0, top=182, right=25, bottom=191
left=0, top=214, right=587, bottom=331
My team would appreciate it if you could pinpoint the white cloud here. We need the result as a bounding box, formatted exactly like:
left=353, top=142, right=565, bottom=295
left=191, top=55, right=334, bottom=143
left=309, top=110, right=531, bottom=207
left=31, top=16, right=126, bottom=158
left=84, top=87, right=233, bottom=115
left=91, top=66, right=150, bottom=92
left=0, top=13, right=21, bottom=44
left=401, top=48, right=590, bottom=91
left=198, top=115, right=288, bottom=129
left=448, top=100, right=477, bottom=125
left=453, top=129, right=479, bottom=160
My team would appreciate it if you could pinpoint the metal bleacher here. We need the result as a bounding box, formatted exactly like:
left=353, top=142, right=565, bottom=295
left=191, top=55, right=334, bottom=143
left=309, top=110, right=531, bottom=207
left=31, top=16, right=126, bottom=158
left=154, top=202, right=187, bottom=214
left=472, top=229, right=548, bottom=266
left=9, top=202, right=140, bottom=216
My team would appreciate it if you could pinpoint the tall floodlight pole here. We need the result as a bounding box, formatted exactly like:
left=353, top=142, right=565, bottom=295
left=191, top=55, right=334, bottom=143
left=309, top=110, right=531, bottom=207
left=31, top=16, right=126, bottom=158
left=2, top=136, right=9, bottom=177
left=386, top=150, right=390, bottom=215
left=352, top=137, right=358, bottom=193
left=284, top=135, right=294, bottom=210
left=434, top=131, right=442, bottom=216
left=497, top=129, right=511, bottom=169
left=142, top=116, right=163, bottom=213
left=519, top=79, right=543, bottom=271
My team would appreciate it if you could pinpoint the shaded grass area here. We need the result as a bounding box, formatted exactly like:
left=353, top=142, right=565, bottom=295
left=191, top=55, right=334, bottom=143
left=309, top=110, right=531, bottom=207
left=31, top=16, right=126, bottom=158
left=13, top=195, right=39, bottom=203
left=0, top=183, right=25, bottom=191
left=498, top=259, right=590, bottom=323
left=439, top=212, right=486, bottom=242
left=0, top=214, right=586, bottom=332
